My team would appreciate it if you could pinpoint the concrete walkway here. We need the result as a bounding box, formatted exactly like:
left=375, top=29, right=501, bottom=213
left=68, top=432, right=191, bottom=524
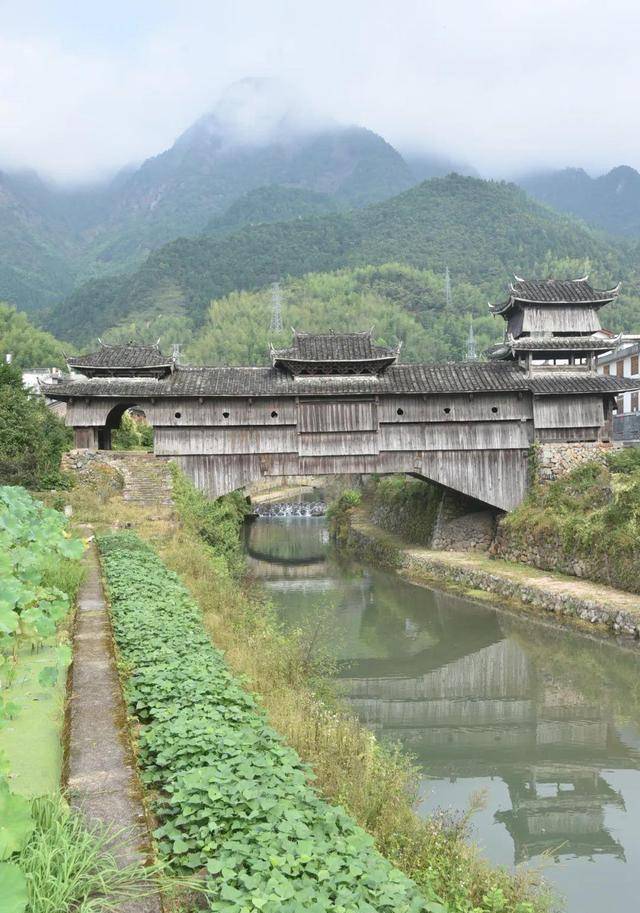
left=66, top=535, right=162, bottom=913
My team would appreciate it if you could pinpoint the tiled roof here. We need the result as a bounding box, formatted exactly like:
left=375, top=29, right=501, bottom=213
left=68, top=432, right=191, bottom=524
left=273, top=331, right=397, bottom=362
left=529, top=374, right=640, bottom=395
left=67, top=344, right=172, bottom=370
left=490, top=277, right=620, bottom=315
left=41, top=361, right=639, bottom=399
left=510, top=278, right=620, bottom=304
left=510, top=335, right=617, bottom=351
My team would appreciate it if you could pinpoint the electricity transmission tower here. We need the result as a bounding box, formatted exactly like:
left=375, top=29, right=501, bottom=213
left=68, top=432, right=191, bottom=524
left=466, top=314, right=478, bottom=361
left=270, top=281, right=283, bottom=333
left=444, top=266, right=452, bottom=309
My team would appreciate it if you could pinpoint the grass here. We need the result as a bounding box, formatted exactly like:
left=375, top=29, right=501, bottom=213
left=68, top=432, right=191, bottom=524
left=18, top=795, right=175, bottom=913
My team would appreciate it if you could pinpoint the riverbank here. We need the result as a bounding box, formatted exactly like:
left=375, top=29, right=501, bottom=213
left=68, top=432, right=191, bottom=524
left=343, top=510, right=640, bottom=640
left=51, top=463, right=554, bottom=913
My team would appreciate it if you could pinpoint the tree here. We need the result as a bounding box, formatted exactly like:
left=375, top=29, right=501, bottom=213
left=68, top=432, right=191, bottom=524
left=0, top=363, right=71, bottom=487
left=0, top=303, right=69, bottom=371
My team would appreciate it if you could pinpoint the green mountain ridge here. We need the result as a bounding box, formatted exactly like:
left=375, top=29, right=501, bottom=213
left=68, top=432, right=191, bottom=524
left=204, top=185, right=341, bottom=236
left=45, top=174, right=630, bottom=345
left=0, top=110, right=424, bottom=313
left=519, top=165, right=640, bottom=238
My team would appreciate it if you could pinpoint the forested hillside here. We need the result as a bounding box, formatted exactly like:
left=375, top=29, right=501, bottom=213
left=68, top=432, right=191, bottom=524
left=0, top=304, right=69, bottom=369
left=0, top=172, right=79, bottom=310
left=204, top=185, right=340, bottom=236
left=46, top=174, right=630, bottom=344
left=520, top=166, right=640, bottom=238
left=185, top=265, right=497, bottom=365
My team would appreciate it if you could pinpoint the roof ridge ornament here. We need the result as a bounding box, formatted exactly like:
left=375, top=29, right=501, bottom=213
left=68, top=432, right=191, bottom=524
left=513, top=274, right=525, bottom=282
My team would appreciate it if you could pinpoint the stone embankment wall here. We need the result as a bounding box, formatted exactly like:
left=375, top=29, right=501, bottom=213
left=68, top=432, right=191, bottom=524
left=365, top=479, right=498, bottom=553
left=430, top=490, right=497, bottom=551
left=535, top=441, right=618, bottom=482
left=401, top=550, right=640, bottom=638
left=341, top=514, right=640, bottom=639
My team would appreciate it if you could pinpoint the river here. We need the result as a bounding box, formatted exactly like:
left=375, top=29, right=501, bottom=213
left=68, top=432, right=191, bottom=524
left=244, top=508, right=640, bottom=913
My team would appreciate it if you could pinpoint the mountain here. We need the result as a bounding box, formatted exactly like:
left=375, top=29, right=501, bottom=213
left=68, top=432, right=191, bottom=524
left=519, top=166, right=640, bottom=237
left=0, top=79, right=427, bottom=312
left=0, top=171, right=79, bottom=310
left=402, top=152, right=479, bottom=182
left=205, top=186, right=340, bottom=237
left=46, top=174, right=627, bottom=344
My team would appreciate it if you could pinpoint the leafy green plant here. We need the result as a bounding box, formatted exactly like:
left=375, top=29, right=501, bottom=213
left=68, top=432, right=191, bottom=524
left=0, top=486, right=84, bottom=912
left=98, top=531, right=433, bottom=912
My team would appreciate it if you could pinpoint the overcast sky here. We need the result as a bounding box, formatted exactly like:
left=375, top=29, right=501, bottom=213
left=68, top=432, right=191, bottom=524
left=1, top=0, right=638, bottom=184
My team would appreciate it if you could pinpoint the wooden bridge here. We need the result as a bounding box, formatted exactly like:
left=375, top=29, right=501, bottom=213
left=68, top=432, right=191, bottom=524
left=44, top=277, right=636, bottom=512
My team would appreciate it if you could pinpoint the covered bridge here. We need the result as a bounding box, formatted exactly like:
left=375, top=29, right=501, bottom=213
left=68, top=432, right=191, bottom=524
left=44, top=278, right=637, bottom=511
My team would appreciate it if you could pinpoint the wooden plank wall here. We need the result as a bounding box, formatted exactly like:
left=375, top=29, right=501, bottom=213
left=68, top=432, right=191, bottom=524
left=521, top=306, right=601, bottom=334
left=533, top=395, right=603, bottom=429
left=67, top=389, right=606, bottom=510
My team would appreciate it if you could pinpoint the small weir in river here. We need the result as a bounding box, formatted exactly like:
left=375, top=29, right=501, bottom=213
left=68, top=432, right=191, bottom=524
left=245, top=504, right=640, bottom=913
left=253, top=500, right=327, bottom=518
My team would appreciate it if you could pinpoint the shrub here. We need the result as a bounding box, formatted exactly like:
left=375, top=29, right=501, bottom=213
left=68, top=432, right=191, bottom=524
left=169, top=464, right=251, bottom=576
left=112, top=411, right=154, bottom=451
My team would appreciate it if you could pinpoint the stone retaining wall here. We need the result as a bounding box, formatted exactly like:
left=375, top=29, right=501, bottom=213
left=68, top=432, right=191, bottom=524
left=535, top=441, right=619, bottom=483
left=430, top=490, right=497, bottom=551
left=402, top=552, right=640, bottom=638
left=343, top=515, right=640, bottom=639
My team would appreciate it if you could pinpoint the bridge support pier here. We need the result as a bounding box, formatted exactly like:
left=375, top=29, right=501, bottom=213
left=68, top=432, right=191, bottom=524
left=430, top=489, right=499, bottom=551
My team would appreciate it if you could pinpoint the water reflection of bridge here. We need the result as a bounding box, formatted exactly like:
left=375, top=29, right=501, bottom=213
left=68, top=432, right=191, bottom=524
left=245, top=516, right=331, bottom=579
left=338, top=631, right=639, bottom=863
left=247, top=514, right=640, bottom=868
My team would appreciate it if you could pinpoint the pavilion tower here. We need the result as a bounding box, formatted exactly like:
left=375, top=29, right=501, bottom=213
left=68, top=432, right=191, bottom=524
left=487, top=276, right=621, bottom=372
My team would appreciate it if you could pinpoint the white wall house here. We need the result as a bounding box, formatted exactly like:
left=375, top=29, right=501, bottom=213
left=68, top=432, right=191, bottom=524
left=597, top=341, right=640, bottom=414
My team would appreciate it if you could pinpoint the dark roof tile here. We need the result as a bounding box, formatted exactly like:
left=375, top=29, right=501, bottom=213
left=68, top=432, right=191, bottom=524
left=273, top=331, right=397, bottom=362
left=67, top=344, right=171, bottom=370
left=43, top=361, right=639, bottom=399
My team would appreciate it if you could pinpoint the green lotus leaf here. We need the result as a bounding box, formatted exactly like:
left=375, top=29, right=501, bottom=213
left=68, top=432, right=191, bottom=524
left=0, top=608, right=19, bottom=637
left=0, top=788, right=34, bottom=860
left=0, top=862, right=29, bottom=913
left=38, top=666, right=59, bottom=688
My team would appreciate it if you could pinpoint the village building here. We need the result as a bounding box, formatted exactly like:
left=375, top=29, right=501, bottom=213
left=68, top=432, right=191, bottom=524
left=42, top=277, right=639, bottom=512
left=597, top=340, right=640, bottom=440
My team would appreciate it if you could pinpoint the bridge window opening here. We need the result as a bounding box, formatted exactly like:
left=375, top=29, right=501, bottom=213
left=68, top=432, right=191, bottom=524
left=443, top=407, right=451, bottom=414
left=174, top=411, right=181, bottom=419
left=271, top=410, right=278, bottom=418
left=396, top=407, right=404, bottom=416
left=222, top=411, right=230, bottom=418
left=491, top=406, right=498, bottom=414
